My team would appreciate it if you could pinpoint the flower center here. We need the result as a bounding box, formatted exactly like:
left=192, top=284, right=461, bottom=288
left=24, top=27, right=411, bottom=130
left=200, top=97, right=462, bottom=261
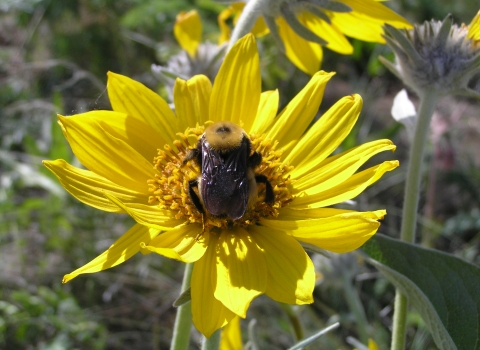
left=147, top=122, right=294, bottom=230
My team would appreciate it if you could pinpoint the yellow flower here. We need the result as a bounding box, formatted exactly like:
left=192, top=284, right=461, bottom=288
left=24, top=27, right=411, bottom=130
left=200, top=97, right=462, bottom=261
left=353, top=338, right=380, bottom=350
left=43, top=34, right=397, bottom=337
left=368, top=338, right=380, bottom=350
left=174, top=10, right=203, bottom=57
left=219, top=0, right=412, bottom=75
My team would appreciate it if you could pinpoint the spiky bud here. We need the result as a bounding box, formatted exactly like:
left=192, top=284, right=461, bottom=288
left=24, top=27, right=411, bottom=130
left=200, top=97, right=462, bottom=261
left=380, top=15, right=480, bottom=99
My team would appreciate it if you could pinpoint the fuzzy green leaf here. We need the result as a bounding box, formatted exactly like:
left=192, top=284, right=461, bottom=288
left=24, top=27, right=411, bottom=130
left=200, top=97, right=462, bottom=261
left=362, top=234, right=480, bottom=350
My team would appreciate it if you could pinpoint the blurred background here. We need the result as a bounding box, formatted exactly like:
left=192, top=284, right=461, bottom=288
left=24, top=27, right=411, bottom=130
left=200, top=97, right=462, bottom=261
left=1, top=0, right=480, bottom=349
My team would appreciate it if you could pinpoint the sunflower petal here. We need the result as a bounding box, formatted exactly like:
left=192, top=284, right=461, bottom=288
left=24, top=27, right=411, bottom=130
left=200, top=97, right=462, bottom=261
left=285, top=94, right=362, bottom=170
left=290, top=161, right=399, bottom=208
left=330, top=0, right=412, bottom=43
left=277, top=17, right=323, bottom=75
left=302, top=12, right=353, bottom=54
left=107, top=72, right=178, bottom=142
left=174, top=75, right=212, bottom=129
left=43, top=159, right=148, bottom=213
left=142, top=224, right=207, bottom=262
left=292, top=139, right=396, bottom=192
left=210, top=34, right=260, bottom=130
left=249, top=90, right=279, bottom=135
left=261, top=210, right=386, bottom=253
left=103, top=192, right=184, bottom=230
left=192, top=233, right=236, bottom=338
left=468, top=11, right=480, bottom=40
left=249, top=225, right=314, bottom=304
left=214, top=227, right=267, bottom=317
left=267, top=71, right=334, bottom=151
left=62, top=224, right=159, bottom=283
left=250, top=14, right=269, bottom=37
left=174, top=10, right=202, bottom=57
left=61, top=110, right=161, bottom=168
left=220, top=316, right=243, bottom=350
left=218, top=7, right=234, bottom=45
left=279, top=207, right=355, bottom=219
left=58, top=115, right=155, bottom=194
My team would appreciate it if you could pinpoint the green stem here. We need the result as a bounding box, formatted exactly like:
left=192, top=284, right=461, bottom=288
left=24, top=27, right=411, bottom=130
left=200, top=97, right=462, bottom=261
left=280, top=303, right=305, bottom=341
left=391, top=293, right=408, bottom=350
left=227, top=0, right=265, bottom=51
left=170, top=263, right=194, bottom=350
left=398, top=90, right=439, bottom=244
left=391, top=90, right=439, bottom=350
left=423, top=140, right=439, bottom=248
left=201, top=329, right=222, bottom=350
left=342, top=274, right=369, bottom=344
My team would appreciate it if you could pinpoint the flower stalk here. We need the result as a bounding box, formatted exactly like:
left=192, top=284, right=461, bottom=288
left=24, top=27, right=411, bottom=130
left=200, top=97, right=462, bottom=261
left=280, top=304, right=305, bottom=341
left=398, top=90, right=438, bottom=244
left=202, top=329, right=222, bottom=350
left=171, top=263, right=194, bottom=350
left=227, top=0, right=265, bottom=51
left=391, top=90, right=439, bottom=350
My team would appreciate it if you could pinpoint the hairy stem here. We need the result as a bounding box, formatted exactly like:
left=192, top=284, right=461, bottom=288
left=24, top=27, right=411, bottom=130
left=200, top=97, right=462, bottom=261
left=170, top=263, right=194, bottom=350
left=227, top=0, right=265, bottom=51
left=391, top=90, right=439, bottom=350
left=202, top=329, right=222, bottom=350
left=280, top=303, right=305, bottom=341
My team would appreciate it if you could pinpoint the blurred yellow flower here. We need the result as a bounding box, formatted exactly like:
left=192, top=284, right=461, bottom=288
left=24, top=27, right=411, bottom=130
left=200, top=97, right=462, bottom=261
left=220, top=316, right=243, bottom=350
left=467, top=10, right=480, bottom=41
left=44, top=34, right=397, bottom=337
left=174, top=10, right=203, bottom=57
left=353, top=338, right=380, bottom=350
left=219, top=0, right=412, bottom=75
left=368, top=338, right=380, bottom=350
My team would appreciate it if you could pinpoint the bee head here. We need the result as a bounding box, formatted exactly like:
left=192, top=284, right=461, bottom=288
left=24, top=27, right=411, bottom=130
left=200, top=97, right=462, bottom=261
left=204, top=121, right=246, bottom=153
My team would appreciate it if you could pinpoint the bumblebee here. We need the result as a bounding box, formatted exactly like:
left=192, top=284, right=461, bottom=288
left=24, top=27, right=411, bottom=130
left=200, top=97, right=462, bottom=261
left=182, top=121, right=274, bottom=220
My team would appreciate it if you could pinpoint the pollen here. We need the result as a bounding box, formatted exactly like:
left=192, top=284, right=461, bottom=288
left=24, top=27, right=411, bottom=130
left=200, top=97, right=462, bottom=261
left=147, top=123, right=294, bottom=230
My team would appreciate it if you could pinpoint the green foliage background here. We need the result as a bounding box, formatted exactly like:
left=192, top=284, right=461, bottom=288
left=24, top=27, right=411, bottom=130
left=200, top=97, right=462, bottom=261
left=1, top=0, right=479, bottom=349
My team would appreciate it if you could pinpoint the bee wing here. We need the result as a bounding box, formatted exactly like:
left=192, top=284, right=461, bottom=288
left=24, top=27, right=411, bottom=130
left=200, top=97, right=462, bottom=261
left=201, top=140, right=249, bottom=219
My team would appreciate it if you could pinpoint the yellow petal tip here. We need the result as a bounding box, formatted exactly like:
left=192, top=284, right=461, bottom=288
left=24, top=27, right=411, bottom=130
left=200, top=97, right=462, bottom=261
left=375, top=209, right=387, bottom=220
left=62, top=274, right=73, bottom=284
left=315, top=70, right=336, bottom=77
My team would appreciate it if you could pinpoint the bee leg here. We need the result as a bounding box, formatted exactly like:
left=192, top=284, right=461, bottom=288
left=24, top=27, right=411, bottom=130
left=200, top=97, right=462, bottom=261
left=255, top=175, right=274, bottom=204
left=195, top=212, right=208, bottom=241
left=248, top=152, right=262, bottom=168
left=182, top=149, right=200, bottom=166
left=188, top=179, right=207, bottom=241
left=188, top=179, right=204, bottom=213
